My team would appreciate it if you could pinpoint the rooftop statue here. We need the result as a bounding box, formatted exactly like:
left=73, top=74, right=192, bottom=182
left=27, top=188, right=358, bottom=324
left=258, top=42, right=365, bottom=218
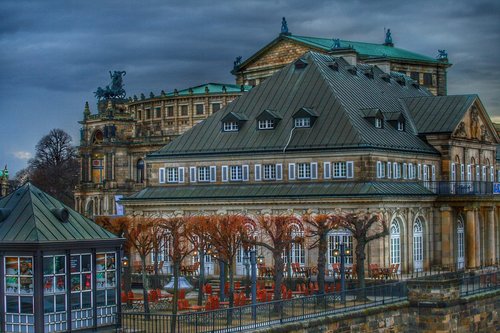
left=94, top=71, right=127, bottom=101
left=281, top=17, right=289, bottom=35
left=385, top=29, right=393, bottom=45
left=331, top=38, right=341, bottom=49
left=233, top=56, right=242, bottom=69
left=437, top=49, right=448, bottom=60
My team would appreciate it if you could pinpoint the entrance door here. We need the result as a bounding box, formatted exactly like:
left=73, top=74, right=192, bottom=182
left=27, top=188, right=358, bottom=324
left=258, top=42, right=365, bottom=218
left=457, top=218, right=465, bottom=269
left=390, top=219, right=401, bottom=271
left=413, top=219, right=424, bottom=272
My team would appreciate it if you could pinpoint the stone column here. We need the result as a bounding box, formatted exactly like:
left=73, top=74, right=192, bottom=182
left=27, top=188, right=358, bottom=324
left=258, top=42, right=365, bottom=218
left=475, top=208, right=481, bottom=266
left=486, top=206, right=496, bottom=266
left=466, top=208, right=476, bottom=268
left=440, top=206, right=453, bottom=268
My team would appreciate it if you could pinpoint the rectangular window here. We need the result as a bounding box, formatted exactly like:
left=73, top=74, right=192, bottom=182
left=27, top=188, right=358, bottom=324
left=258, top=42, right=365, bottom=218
left=377, top=161, right=385, bottom=178
left=242, top=165, right=249, bottom=181
left=166, top=105, right=174, bottom=117
left=223, top=122, right=239, bottom=132
left=255, top=164, right=262, bottom=181
left=387, top=162, right=392, bottom=179
left=294, top=117, right=311, bottom=128
left=403, top=163, right=407, bottom=179
left=311, top=162, right=318, bottom=179
left=418, top=164, right=422, bottom=180
left=5, top=256, right=34, bottom=332
left=222, top=166, right=228, bottom=182
left=333, top=162, right=347, bottom=178
left=95, top=253, right=116, bottom=306
left=324, top=162, right=331, bottom=179
left=276, top=164, right=283, bottom=180
left=155, top=107, right=161, bottom=118
left=190, top=167, right=197, bottom=182
left=393, top=162, right=400, bottom=179
left=137, top=110, right=142, bottom=120
left=288, top=163, right=296, bottom=180
left=409, top=163, right=414, bottom=179
left=346, top=161, right=354, bottom=178
left=258, top=119, right=274, bottom=130
left=70, top=253, right=93, bottom=330
left=166, top=168, right=178, bottom=183
left=297, top=163, right=311, bottom=179
left=212, top=103, right=221, bottom=113
left=263, top=164, right=276, bottom=180
left=423, top=73, right=433, bottom=86
left=159, top=168, right=166, bottom=184
left=198, top=166, right=210, bottom=182
left=180, top=105, right=188, bottom=116
left=210, top=166, right=216, bottom=182
left=178, top=167, right=185, bottom=183
left=397, top=121, right=404, bottom=131
left=375, top=118, right=382, bottom=128
left=195, top=104, right=204, bottom=115
left=230, top=165, right=243, bottom=181
left=410, top=72, right=419, bottom=82
left=145, top=108, right=151, bottom=119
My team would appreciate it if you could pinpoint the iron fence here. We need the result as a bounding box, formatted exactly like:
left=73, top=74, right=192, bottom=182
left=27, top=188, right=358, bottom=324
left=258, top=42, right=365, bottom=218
left=460, top=269, right=499, bottom=296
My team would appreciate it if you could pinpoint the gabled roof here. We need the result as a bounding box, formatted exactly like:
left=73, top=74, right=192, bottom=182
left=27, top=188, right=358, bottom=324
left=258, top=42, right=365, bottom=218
left=221, top=111, right=248, bottom=122
left=165, top=83, right=252, bottom=97
left=236, top=34, right=445, bottom=72
left=402, top=95, right=477, bottom=134
left=257, top=109, right=282, bottom=121
left=0, top=183, right=119, bottom=244
left=151, top=51, right=438, bottom=158
left=123, top=182, right=434, bottom=202
left=293, top=107, right=318, bottom=118
left=385, top=112, right=404, bottom=122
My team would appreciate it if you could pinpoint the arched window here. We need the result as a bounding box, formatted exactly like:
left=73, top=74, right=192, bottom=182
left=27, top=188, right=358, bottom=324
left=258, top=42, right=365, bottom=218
left=92, top=130, right=104, bottom=144
left=457, top=217, right=465, bottom=269
left=91, top=154, right=104, bottom=184
left=85, top=200, right=94, bottom=218
left=390, top=219, right=401, bottom=269
left=286, top=224, right=305, bottom=265
left=327, top=229, right=353, bottom=265
left=136, top=159, right=145, bottom=183
left=413, top=218, right=424, bottom=272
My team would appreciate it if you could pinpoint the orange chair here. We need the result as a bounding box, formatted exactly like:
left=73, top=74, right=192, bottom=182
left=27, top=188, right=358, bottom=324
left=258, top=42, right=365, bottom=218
left=127, top=291, right=134, bottom=300
left=177, top=299, right=190, bottom=310
left=179, top=289, right=186, bottom=299
left=121, top=291, right=128, bottom=303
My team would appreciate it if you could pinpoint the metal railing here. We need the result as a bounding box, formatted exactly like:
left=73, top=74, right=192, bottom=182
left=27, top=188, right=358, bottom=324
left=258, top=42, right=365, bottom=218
left=423, top=181, right=494, bottom=196
left=460, top=269, right=500, bottom=296
left=118, top=281, right=407, bottom=333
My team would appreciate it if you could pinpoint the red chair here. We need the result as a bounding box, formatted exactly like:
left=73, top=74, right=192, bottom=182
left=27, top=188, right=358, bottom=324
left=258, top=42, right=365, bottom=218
left=121, top=291, right=128, bottom=303
left=203, top=283, right=213, bottom=295
left=179, top=289, right=186, bottom=299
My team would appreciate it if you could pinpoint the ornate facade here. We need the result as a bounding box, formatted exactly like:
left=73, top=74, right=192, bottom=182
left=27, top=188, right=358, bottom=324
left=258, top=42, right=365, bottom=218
left=0, top=165, right=9, bottom=198
left=121, top=52, right=500, bottom=275
left=75, top=83, right=249, bottom=217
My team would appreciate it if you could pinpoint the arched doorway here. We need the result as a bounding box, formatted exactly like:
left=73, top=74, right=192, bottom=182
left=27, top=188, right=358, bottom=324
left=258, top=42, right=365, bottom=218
left=390, top=219, right=401, bottom=271
left=457, top=216, right=465, bottom=269
left=413, top=218, right=424, bottom=272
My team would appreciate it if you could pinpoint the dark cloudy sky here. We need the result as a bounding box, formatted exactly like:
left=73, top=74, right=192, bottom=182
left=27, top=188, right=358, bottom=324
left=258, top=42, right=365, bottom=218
left=1, top=0, right=499, bottom=175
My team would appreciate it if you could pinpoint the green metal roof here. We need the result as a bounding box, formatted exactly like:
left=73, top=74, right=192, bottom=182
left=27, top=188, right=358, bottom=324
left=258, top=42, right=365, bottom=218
left=151, top=51, right=439, bottom=158
left=123, top=181, right=434, bottom=202
left=165, top=83, right=252, bottom=97
left=286, top=35, right=441, bottom=64
left=0, top=183, right=119, bottom=243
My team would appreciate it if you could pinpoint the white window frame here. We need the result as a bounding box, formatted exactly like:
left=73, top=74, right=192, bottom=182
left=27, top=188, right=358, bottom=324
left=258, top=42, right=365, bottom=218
left=178, top=167, right=185, bottom=183
left=390, top=220, right=401, bottom=269
left=413, top=219, right=424, bottom=272
left=166, top=167, right=179, bottom=183
left=263, top=164, right=276, bottom=180
left=324, top=162, right=331, bottom=179
left=198, top=166, right=210, bottom=182
left=387, top=162, right=392, bottom=179
left=288, top=163, right=296, bottom=180
left=258, top=119, right=275, bottom=130
left=397, top=121, right=404, bottom=131
left=190, top=166, right=197, bottom=183
left=276, top=164, right=283, bottom=180
left=223, top=122, right=239, bottom=132
left=159, top=168, right=166, bottom=184
left=297, top=163, right=311, bottom=179
left=230, top=165, right=243, bottom=181
left=255, top=164, right=262, bottom=181
left=311, top=162, right=318, bottom=179
left=294, top=117, right=311, bottom=128
left=333, top=162, right=347, bottom=178
left=222, top=165, right=229, bottom=182
left=375, top=118, right=382, bottom=128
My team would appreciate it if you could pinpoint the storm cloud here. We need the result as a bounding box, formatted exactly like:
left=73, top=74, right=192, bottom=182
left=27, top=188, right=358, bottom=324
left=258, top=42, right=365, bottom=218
left=1, top=0, right=499, bottom=174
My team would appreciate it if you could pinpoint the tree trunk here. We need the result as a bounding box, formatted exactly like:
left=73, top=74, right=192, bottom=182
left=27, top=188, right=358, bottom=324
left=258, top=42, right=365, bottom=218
left=140, top=255, right=150, bottom=314
left=273, top=251, right=284, bottom=301
left=197, top=249, right=205, bottom=306
left=355, top=240, right=367, bottom=300
left=228, top=262, right=235, bottom=308
left=317, top=233, right=328, bottom=294
left=170, top=261, right=180, bottom=333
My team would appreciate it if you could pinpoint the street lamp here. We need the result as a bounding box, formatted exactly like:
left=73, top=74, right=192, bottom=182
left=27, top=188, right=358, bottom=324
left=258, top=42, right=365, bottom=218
left=250, top=249, right=257, bottom=320
left=333, top=243, right=351, bottom=303
left=121, top=256, right=129, bottom=268
left=243, top=251, right=250, bottom=297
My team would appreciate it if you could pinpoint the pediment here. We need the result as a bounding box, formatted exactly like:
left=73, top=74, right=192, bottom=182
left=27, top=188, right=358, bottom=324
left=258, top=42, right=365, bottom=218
left=452, top=101, right=498, bottom=143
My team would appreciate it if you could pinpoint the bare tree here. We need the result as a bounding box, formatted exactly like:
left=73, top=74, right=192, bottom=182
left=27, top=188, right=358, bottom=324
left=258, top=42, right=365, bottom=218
left=304, top=213, right=340, bottom=294
left=26, top=129, right=79, bottom=206
left=339, top=212, right=389, bottom=291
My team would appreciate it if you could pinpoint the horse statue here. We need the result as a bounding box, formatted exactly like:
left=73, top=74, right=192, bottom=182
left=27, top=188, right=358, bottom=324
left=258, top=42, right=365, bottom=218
left=94, top=71, right=127, bottom=100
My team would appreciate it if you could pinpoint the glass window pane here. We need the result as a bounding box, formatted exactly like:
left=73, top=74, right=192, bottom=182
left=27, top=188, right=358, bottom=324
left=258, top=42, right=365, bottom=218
left=44, top=296, right=55, bottom=314
left=44, top=276, right=54, bottom=293
left=55, top=295, right=65, bottom=312
left=82, top=273, right=91, bottom=291
left=81, top=255, right=91, bottom=272
left=19, top=277, right=33, bottom=294
left=6, top=276, right=18, bottom=293
left=96, top=290, right=106, bottom=307
left=96, top=254, right=105, bottom=271
left=55, top=256, right=65, bottom=274
left=106, top=272, right=116, bottom=288
left=71, top=293, right=80, bottom=310
left=43, top=257, right=53, bottom=275
left=6, top=295, right=19, bottom=313
left=71, top=275, right=81, bottom=292
left=20, top=296, right=33, bottom=314
left=6, top=257, right=19, bottom=275
left=96, top=272, right=105, bottom=289
left=19, top=258, right=33, bottom=276
left=55, top=276, right=65, bottom=292
left=107, top=289, right=116, bottom=305
left=70, top=256, right=80, bottom=273
left=106, top=253, right=115, bottom=270
left=82, top=292, right=92, bottom=309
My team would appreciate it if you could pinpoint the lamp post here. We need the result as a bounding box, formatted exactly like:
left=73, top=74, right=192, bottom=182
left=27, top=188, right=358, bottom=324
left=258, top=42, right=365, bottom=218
left=333, top=243, right=351, bottom=303
left=250, top=249, right=257, bottom=319
left=243, top=251, right=250, bottom=297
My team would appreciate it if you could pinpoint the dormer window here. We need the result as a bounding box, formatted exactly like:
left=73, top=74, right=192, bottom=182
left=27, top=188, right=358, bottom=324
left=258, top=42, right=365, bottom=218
left=223, top=121, right=239, bottom=132
left=361, top=108, right=384, bottom=129
left=375, top=118, right=382, bottom=128
left=397, top=121, right=404, bottom=131
left=258, top=119, right=275, bottom=130
left=294, top=117, right=311, bottom=128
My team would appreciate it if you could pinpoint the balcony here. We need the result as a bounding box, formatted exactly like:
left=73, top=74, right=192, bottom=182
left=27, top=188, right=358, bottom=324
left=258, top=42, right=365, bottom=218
left=424, top=181, right=496, bottom=196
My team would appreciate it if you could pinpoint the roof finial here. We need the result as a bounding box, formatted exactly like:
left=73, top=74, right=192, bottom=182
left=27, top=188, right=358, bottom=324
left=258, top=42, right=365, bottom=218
left=83, top=101, right=91, bottom=119
left=280, top=17, right=291, bottom=35
left=384, top=28, right=394, bottom=47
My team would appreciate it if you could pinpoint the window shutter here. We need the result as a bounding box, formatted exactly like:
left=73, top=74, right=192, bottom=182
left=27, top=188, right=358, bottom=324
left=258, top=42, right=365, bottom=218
left=178, top=167, right=185, bottom=183
left=242, top=165, right=249, bottom=181
left=393, top=163, right=398, bottom=179
left=490, top=166, right=494, bottom=182
left=159, top=168, right=165, bottom=184
left=417, top=164, right=422, bottom=180
left=255, top=164, right=262, bottom=181
left=276, top=164, right=283, bottom=180
left=210, top=166, right=216, bottom=182
left=376, top=161, right=381, bottom=178
left=288, top=163, right=296, bottom=180
left=190, top=166, right=197, bottom=182
left=482, top=166, right=486, bottom=181
left=431, top=165, right=436, bottom=181
left=387, top=162, right=392, bottom=179
left=311, top=162, right=318, bottom=179
left=323, top=162, right=331, bottom=179
left=222, top=165, right=228, bottom=182
left=346, top=161, right=354, bottom=179
left=475, top=165, right=480, bottom=181
left=451, top=163, right=456, bottom=181
left=409, top=163, right=413, bottom=179
left=460, top=164, right=465, bottom=181
left=467, top=164, right=471, bottom=181
left=403, top=163, right=407, bottom=179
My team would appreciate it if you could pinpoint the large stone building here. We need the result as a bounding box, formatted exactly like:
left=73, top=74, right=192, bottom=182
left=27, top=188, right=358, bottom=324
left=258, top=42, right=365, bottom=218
left=0, top=165, right=9, bottom=198
left=75, top=82, right=250, bottom=217
left=121, top=52, right=500, bottom=275
left=233, top=21, right=450, bottom=96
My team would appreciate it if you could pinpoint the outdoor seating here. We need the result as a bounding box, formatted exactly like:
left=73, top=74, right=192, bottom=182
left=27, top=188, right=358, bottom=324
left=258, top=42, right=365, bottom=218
left=390, top=263, right=400, bottom=279
left=180, top=262, right=200, bottom=276
left=155, top=289, right=172, bottom=302
left=369, top=264, right=381, bottom=279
